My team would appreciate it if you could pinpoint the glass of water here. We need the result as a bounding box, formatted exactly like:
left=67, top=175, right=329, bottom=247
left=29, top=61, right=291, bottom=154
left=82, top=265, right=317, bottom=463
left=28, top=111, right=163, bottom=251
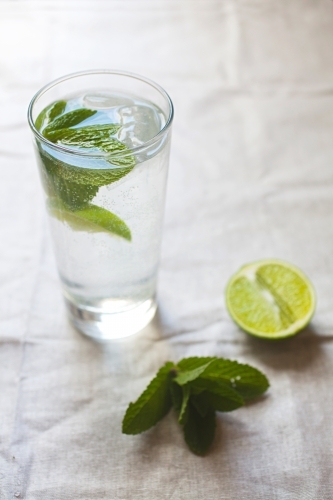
left=28, top=70, right=173, bottom=340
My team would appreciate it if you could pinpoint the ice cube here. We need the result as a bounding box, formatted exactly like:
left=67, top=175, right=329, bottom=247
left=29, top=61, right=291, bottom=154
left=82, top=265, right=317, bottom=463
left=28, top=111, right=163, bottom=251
left=83, top=93, right=134, bottom=110
left=118, top=104, right=161, bottom=147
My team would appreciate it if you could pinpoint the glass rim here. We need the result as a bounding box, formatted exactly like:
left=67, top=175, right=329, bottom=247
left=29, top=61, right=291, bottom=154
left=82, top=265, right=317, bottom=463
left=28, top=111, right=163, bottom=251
left=27, top=69, right=174, bottom=158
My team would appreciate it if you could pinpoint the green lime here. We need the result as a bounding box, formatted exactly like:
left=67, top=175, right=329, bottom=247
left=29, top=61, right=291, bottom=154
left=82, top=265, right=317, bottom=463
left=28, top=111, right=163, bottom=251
left=225, top=259, right=316, bottom=339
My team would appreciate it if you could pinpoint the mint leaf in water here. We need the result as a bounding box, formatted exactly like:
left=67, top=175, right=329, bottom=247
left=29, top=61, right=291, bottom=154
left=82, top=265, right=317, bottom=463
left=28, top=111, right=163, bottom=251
left=122, top=362, right=176, bottom=434
left=105, top=151, right=136, bottom=169
left=35, top=100, right=67, bottom=132
left=50, top=176, right=99, bottom=211
left=44, top=123, right=121, bottom=145
left=45, top=124, right=136, bottom=170
left=49, top=199, right=132, bottom=241
left=36, top=148, right=99, bottom=210
left=36, top=102, right=136, bottom=237
left=38, top=147, right=133, bottom=189
left=122, top=357, right=269, bottom=455
left=43, top=108, right=97, bottom=135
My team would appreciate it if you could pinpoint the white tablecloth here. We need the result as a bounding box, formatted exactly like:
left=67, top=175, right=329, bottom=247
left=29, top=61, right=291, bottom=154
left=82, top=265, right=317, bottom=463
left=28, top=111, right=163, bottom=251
left=1, top=1, right=333, bottom=498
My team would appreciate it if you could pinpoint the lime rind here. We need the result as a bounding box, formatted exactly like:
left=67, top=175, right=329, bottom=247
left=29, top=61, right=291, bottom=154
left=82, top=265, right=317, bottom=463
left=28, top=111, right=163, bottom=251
left=48, top=198, right=131, bottom=241
left=225, top=259, right=316, bottom=340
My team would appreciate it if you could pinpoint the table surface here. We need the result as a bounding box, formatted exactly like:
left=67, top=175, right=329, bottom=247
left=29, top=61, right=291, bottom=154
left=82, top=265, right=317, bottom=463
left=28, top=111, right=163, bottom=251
left=1, top=1, right=333, bottom=499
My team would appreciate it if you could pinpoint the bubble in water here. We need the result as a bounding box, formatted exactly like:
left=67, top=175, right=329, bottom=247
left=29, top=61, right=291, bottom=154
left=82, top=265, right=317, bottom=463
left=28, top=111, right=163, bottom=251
left=14, top=492, right=20, bottom=497
left=83, top=93, right=134, bottom=110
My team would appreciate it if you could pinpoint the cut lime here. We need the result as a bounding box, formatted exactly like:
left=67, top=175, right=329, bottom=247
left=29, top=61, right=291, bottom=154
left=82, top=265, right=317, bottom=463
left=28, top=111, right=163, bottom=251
left=48, top=199, right=131, bottom=241
left=225, top=259, right=316, bottom=339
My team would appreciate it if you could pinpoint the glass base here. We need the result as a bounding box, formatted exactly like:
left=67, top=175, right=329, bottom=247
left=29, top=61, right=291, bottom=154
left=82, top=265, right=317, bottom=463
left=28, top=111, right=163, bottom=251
left=65, top=297, right=157, bottom=340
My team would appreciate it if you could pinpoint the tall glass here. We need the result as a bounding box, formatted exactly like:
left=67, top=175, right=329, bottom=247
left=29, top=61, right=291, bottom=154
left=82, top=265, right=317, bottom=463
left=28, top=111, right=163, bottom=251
left=28, top=70, right=173, bottom=340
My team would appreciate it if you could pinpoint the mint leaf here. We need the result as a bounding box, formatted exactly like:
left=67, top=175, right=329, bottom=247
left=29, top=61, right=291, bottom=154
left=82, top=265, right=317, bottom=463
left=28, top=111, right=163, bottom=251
left=105, top=151, right=136, bottom=169
left=192, top=389, right=243, bottom=416
left=38, top=146, right=134, bottom=189
left=50, top=177, right=99, bottom=211
left=35, top=100, right=67, bottom=132
left=174, top=359, right=215, bottom=386
left=170, top=381, right=182, bottom=413
left=36, top=103, right=136, bottom=239
left=178, top=386, right=190, bottom=425
left=191, top=379, right=244, bottom=412
left=49, top=199, right=132, bottom=241
left=191, top=394, right=210, bottom=417
left=45, top=123, right=120, bottom=145
left=177, top=357, right=217, bottom=371
left=43, top=108, right=97, bottom=135
left=199, top=359, right=269, bottom=400
left=36, top=149, right=99, bottom=210
left=122, top=357, right=269, bottom=455
left=122, top=362, right=176, bottom=434
left=183, top=402, right=216, bottom=456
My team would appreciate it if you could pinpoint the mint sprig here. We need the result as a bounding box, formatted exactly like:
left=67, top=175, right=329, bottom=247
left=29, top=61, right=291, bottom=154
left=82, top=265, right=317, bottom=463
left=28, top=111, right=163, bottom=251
left=122, top=357, right=269, bottom=455
left=44, top=123, right=121, bottom=146
left=35, top=100, right=136, bottom=238
left=43, top=108, right=97, bottom=136
left=39, top=147, right=133, bottom=189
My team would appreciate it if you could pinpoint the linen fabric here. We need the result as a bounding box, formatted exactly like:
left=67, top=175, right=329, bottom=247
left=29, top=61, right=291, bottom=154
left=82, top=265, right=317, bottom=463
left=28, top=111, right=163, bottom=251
left=1, top=1, right=333, bottom=498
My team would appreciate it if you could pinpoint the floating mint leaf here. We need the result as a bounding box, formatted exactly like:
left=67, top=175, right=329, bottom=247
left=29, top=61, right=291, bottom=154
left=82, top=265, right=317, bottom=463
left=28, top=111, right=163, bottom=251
left=35, top=148, right=99, bottom=210
left=43, top=108, right=97, bottom=136
left=35, top=100, right=67, bottom=132
left=183, top=402, right=216, bottom=456
left=199, top=359, right=270, bottom=400
left=100, top=141, right=136, bottom=169
left=178, top=386, right=190, bottom=425
left=36, top=102, right=137, bottom=240
left=45, top=123, right=121, bottom=145
left=49, top=199, right=132, bottom=241
left=105, top=151, right=136, bottom=169
left=122, top=362, right=176, bottom=435
left=51, top=177, right=99, bottom=211
left=37, top=147, right=134, bottom=189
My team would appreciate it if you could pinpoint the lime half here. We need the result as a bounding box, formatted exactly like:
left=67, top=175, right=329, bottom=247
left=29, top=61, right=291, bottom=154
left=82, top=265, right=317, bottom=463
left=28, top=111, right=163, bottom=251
left=226, top=259, right=316, bottom=340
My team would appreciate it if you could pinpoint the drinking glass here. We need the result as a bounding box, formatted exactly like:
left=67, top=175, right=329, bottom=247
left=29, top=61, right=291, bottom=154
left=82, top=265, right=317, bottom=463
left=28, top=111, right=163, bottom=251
left=28, top=70, right=173, bottom=340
